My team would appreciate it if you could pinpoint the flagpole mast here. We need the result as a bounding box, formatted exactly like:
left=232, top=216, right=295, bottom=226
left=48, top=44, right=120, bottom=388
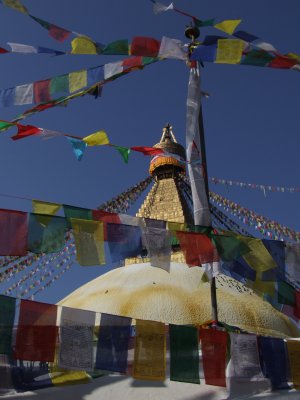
left=185, top=24, right=219, bottom=325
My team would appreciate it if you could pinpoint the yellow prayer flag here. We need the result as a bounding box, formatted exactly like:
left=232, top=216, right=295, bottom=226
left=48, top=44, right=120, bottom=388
left=287, top=53, right=300, bottom=62
left=252, top=276, right=276, bottom=298
left=71, top=36, right=97, bottom=55
left=82, top=131, right=109, bottom=146
left=167, top=221, right=187, bottom=232
left=286, top=340, right=300, bottom=390
left=69, top=70, right=87, bottom=93
left=32, top=200, right=61, bottom=216
left=240, top=237, right=277, bottom=272
left=50, top=356, right=91, bottom=386
left=71, top=218, right=105, bottom=266
left=216, top=39, right=244, bottom=64
left=3, top=0, right=28, bottom=13
left=214, top=19, right=242, bottom=35
left=133, top=320, right=166, bottom=381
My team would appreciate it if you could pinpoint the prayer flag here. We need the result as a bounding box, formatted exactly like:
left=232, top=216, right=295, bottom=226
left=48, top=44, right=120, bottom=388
left=32, top=200, right=61, bottom=216
left=194, top=18, right=215, bottom=27
left=92, top=210, right=121, bottom=240
left=95, top=313, right=131, bottom=373
left=286, top=340, right=300, bottom=390
left=133, top=320, right=166, bottom=381
left=50, top=74, right=69, bottom=95
left=285, top=243, right=300, bottom=283
left=277, top=281, right=295, bottom=306
left=0, top=47, right=9, bottom=53
left=212, top=234, right=249, bottom=261
left=0, top=209, right=27, bottom=255
left=69, top=70, right=87, bottom=93
left=190, top=44, right=217, bottom=63
left=3, top=0, right=28, bottom=13
left=216, top=39, right=244, bottom=64
left=28, top=214, right=67, bottom=253
left=49, top=364, right=91, bottom=386
left=8, top=42, right=37, bottom=53
left=241, top=49, right=274, bottom=67
left=131, top=37, right=160, bottom=57
left=30, top=16, right=71, bottom=42
left=152, top=1, right=174, bottom=14
left=214, top=19, right=242, bottom=35
left=102, top=39, right=129, bottom=55
left=0, top=295, right=16, bottom=355
left=87, top=66, right=104, bottom=86
left=11, top=124, right=41, bottom=140
left=63, top=205, right=92, bottom=220
left=71, top=218, right=105, bottom=266
left=230, top=333, right=263, bottom=379
left=258, top=336, right=290, bottom=390
left=106, top=223, right=142, bottom=263
left=59, top=307, right=96, bottom=371
left=0, top=120, right=15, bottom=131
left=176, top=231, right=219, bottom=266
left=158, top=36, right=187, bottom=60
left=33, top=79, right=51, bottom=103
left=114, top=145, right=131, bottom=163
left=67, top=137, right=87, bottom=161
left=143, top=227, right=172, bottom=271
left=199, top=328, right=228, bottom=387
left=240, top=238, right=277, bottom=272
left=82, top=130, right=109, bottom=146
left=234, top=30, right=258, bottom=43
left=131, top=146, right=164, bottom=156
left=71, top=36, right=97, bottom=54
left=221, top=258, right=256, bottom=282
left=261, top=239, right=285, bottom=279
left=0, top=88, right=15, bottom=107
left=14, top=300, right=58, bottom=362
left=104, top=56, right=143, bottom=80
left=14, top=83, right=33, bottom=105
left=169, top=325, right=200, bottom=384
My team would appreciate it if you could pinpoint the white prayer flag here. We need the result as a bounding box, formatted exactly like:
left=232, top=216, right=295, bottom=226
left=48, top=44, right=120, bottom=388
left=104, top=61, right=123, bottom=80
left=153, top=1, right=174, bottom=14
left=8, top=42, right=38, bottom=54
left=14, top=83, right=33, bottom=105
left=158, top=36, right=187, bottom=60
left=58, top=307, right=96, bottom=371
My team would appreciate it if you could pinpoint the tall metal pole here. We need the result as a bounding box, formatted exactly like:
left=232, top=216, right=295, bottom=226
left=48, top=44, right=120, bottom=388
left=185, top=24, right=218, bottom=325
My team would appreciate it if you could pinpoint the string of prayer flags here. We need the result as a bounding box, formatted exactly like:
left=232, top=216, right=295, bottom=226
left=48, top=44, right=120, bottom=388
left=133, top=320, right=166, bottom=381
left=0, top=209, right=27, bottom=256
left=0, top=295, right=16, bottom=355
left=286, top=340, right=300, bottom=390
left=82, top=130, right=109, bottom=146
left=169, top=324, right=200, bottom=384
left=67, top=137, right=87, bottom=161
left=230, top=333, right=263, bottom=379
left=199, top=328, right=228, bottom=387
left=130, top=146, right=164, bottom=156
left=95, top=313, right=132, bottom=373
left=106, top=223, right=143, bottom=263
left=27, top=214, right=67, bottom=254
left=176, top=231, right=219, bottom=266
left=71, top=218, right=105, bottom=266
left=142, top=227, right=172, bottom=271
left=14, top=299, right=58, bottom=362
left=257, top=336, right=290, bottom=390
left=59, top=307, right=96, bottom=371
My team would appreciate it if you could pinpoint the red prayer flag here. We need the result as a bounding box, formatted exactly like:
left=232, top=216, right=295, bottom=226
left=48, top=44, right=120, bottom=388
left=269, top=56, right=297, bottom=69
left=0, top=47, right=9, bottom=54
left=14, top=300, right=58, bottom=362
left=176, top=231, right=220, bottom=266
left=34, top=79, right=51, bottom=103
left=0, top=209, right=27, bottom=256
left=92, top=210, right=121, bottom=240
left=199, top=328, right=228, bottom=387
left=122, top=56, right=143, bottom=69
left=11, top=124, right=41, bottom=140
left=131, top=146, right=164, bottom=156
left=131, top=37, right=161, bottom=57
left=48, top=24, right=71, bottom=42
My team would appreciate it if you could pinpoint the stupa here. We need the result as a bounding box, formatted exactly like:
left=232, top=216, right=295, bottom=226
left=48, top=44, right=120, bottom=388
left=59, top=125, right=298, bottom=338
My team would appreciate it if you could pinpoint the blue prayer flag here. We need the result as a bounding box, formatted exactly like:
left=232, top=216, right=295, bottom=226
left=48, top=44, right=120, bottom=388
left=67, top=137, right=87, bottom=161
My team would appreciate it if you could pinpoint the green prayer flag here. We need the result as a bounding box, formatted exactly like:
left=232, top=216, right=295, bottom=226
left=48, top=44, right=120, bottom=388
left=115, top=146, right=130, bottom=163
left=241, top=50, right=274, bottom=67
left=28, top=214, right=68, bottom=254
left=0, top=295, right=16, bottom=355
left=194, top=18, right=215, bottom=27
left=0, top=121, right=15, bottom=131
left=63, top=205, right=92, bottom=226
left=169, top=325, right=200, bottom=384
left=50, top=74, right=69, bottom=95
left=102, top=39, right=129, bottom=55
left=142, top=57, right=158, bottom=65
left=212, top=234, right=249, bottom=261
left=277, top=281, right=295, bottom=306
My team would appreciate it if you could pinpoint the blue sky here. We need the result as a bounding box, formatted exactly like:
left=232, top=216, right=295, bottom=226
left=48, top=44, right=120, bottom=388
left=0, top=0, right=299, bottom=303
